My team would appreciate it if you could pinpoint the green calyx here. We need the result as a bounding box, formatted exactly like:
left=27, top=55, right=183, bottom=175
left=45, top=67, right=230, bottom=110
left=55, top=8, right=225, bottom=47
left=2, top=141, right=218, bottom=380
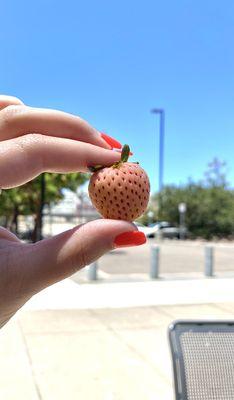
left=112, top=144, right=130, bottom=168
left=89, top=144, right=131, bottom=172
left=121, top=144, right=130, bottom=162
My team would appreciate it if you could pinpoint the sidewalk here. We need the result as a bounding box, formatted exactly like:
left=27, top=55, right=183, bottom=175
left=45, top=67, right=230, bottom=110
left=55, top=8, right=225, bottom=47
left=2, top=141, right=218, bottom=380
left=24, top=273, right=234, bottom=310
left=1, top=277, right=234, bottom=399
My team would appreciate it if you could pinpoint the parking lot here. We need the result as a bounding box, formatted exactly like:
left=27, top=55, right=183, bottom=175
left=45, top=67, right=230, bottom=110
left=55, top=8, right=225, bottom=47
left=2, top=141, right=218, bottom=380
left=76, top=239, right=234, bottom=282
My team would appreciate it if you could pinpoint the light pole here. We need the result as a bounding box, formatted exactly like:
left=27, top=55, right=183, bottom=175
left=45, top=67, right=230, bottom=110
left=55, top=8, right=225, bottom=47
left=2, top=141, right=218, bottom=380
left=151, top=108, right=165, bottom=193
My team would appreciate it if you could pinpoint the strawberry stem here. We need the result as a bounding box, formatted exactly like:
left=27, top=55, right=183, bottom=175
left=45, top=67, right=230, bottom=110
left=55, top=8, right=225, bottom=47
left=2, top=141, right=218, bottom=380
left=88, top=165, right=104, bottom=172
left=88, top=144, right=131, bottom=172
left=121, top=144, right=130, bottom=163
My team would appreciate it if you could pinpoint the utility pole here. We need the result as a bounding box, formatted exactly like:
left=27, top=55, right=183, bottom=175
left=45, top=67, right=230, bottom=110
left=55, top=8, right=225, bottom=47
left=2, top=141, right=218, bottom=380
left=151, top=108, right=165, bottom=192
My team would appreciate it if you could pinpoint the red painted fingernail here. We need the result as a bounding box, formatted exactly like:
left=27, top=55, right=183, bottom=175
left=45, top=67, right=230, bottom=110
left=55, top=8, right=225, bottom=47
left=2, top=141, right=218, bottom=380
left=101, top=132, right=122, bottom=149
left=114, top=231, right=146, bottom=248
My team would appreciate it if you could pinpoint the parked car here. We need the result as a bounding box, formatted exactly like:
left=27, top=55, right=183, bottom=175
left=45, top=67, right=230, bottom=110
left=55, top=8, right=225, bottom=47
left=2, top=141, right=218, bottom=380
left=134, top=222, right=160, bottom=237
left=135, top=221, right=168, bottom=238
left=136, top=221, right=187, bottom=239
left=160, top=224, right=188, bottom=239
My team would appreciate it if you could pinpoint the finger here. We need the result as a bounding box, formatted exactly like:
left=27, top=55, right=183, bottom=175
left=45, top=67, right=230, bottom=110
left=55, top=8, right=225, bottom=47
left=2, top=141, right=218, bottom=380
left=0, top=95, right=24, bottom=111
left=0, top=104, right=114, bottom=149
left=0, top=227, right=20, bottom=244
left=18, top=219, right=145, bottom=293
left=0, top=134, right=121, bottom=188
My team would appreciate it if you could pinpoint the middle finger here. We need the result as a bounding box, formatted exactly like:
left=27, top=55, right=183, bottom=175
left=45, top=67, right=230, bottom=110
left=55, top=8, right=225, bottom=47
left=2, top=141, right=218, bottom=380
left=0, top=105, right=121, bottom=149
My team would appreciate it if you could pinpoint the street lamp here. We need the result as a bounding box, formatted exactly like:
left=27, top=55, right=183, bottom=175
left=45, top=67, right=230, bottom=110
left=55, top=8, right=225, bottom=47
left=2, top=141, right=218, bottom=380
left=151, top=108, right=165, bottom=193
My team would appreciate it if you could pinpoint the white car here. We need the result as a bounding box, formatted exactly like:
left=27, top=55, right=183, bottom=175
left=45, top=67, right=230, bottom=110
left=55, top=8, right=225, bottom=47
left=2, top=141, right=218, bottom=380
left=135, top=222, right=161, bottom=237
left=135, top=221, right=178, bottom=238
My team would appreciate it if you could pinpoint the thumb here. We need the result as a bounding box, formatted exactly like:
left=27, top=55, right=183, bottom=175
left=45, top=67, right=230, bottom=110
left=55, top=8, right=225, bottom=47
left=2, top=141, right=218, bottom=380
left=26, top=219, right=146, bottom=293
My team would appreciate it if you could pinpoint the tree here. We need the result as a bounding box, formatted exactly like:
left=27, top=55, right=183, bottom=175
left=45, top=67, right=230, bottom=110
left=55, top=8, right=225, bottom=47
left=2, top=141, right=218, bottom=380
left=0, top=172, right=88, bottom=241
left=156, top=183, right=234, bottom=239
left=138, top=158, right=234, bottom=240
left=0, top=188, right=22, bottom=229
left=137, top=200, right=158, bottom=225
left=203, top=157, right=229, bottom=188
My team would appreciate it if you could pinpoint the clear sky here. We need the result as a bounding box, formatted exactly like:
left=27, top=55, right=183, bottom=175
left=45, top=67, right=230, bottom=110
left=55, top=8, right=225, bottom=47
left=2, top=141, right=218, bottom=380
left=1, top=0, right=234, bottom=194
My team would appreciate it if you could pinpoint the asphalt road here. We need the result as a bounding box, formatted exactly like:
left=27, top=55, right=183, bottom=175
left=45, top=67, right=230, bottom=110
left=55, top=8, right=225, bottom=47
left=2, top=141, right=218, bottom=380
left=99, top=239, right=234, bottom=276
left=19, top=218, right=234, bottom=278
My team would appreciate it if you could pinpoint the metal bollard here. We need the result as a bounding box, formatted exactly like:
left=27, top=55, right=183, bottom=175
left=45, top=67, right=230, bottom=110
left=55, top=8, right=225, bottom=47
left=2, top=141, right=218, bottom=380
left=150, top=245, right=160, bottom=279
left=205, top=246, right=214, bottom=277
left=87, top=261, right=98, bottom=281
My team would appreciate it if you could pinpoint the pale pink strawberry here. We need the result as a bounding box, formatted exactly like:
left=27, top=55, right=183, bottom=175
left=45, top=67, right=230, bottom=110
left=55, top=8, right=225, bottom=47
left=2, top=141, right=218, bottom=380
left=88, top=145, right=150, bottom=221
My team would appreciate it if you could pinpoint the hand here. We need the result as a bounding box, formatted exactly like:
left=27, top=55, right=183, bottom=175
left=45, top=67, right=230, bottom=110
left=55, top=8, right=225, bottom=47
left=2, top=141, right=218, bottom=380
left=0, top=95, right=146, bottom=328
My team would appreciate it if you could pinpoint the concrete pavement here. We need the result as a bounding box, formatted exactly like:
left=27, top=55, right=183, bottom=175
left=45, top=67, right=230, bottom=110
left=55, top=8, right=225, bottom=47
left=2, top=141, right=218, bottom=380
left=1, top=274, right=234, bottom=399
left=1, top=302, right=234, bottom=400
left=23, top=274, right=234, bottom=310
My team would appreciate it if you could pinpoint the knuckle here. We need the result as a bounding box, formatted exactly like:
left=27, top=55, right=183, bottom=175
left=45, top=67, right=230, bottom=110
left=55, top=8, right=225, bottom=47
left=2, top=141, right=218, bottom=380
left=0, top=95, right=24, bottom=110
left=20, top=132, right=44, bottom=145
left=14, top=133, right=45, bottom=169
left=8, top=95, right=24, bottom=105
left=17, top=132, right=45, bottom=148
left=0, top=227, right=20, bottom=244
left=0, top=94, right=24, bottom=104
left=1, top=104, right=27, bottom=126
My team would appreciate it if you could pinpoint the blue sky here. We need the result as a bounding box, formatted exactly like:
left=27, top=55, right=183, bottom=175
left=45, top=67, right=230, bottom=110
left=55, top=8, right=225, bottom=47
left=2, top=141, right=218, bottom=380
left=1, top=0, right=234, bottom=194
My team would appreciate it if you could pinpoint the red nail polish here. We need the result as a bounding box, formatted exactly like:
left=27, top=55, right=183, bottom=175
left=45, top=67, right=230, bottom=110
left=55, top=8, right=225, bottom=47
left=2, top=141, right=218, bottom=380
left=101, top=132, right=122, bottom=149
left=114, top=231, right=146, bottom=248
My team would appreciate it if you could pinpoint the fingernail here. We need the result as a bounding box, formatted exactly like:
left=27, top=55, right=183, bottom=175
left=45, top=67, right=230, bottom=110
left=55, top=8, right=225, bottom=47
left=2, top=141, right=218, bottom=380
left=114, top=231, right=146, bottom=248
left=101, top=132, right=122, bottom=149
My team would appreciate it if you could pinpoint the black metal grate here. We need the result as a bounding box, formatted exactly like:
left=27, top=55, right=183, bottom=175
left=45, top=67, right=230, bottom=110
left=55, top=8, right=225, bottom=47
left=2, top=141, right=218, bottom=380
left=180, top=331, right=234, bottom=399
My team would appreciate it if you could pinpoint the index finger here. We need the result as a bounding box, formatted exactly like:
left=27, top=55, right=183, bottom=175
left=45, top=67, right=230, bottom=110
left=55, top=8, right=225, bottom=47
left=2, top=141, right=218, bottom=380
left=0, top=135, right=121, bottom=189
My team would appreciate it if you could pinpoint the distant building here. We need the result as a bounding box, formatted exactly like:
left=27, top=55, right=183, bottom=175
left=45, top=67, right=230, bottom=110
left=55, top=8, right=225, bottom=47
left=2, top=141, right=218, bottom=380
left=44, top=189, right=100, bottom=221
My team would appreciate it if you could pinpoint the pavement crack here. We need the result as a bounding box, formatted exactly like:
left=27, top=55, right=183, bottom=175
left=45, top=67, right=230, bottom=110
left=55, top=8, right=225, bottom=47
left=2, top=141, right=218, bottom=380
left=17, top=319, right=43, bottom=400
left=108, top=325, right=169, bottom=383
left=88, top=308, right=169, bottom=383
